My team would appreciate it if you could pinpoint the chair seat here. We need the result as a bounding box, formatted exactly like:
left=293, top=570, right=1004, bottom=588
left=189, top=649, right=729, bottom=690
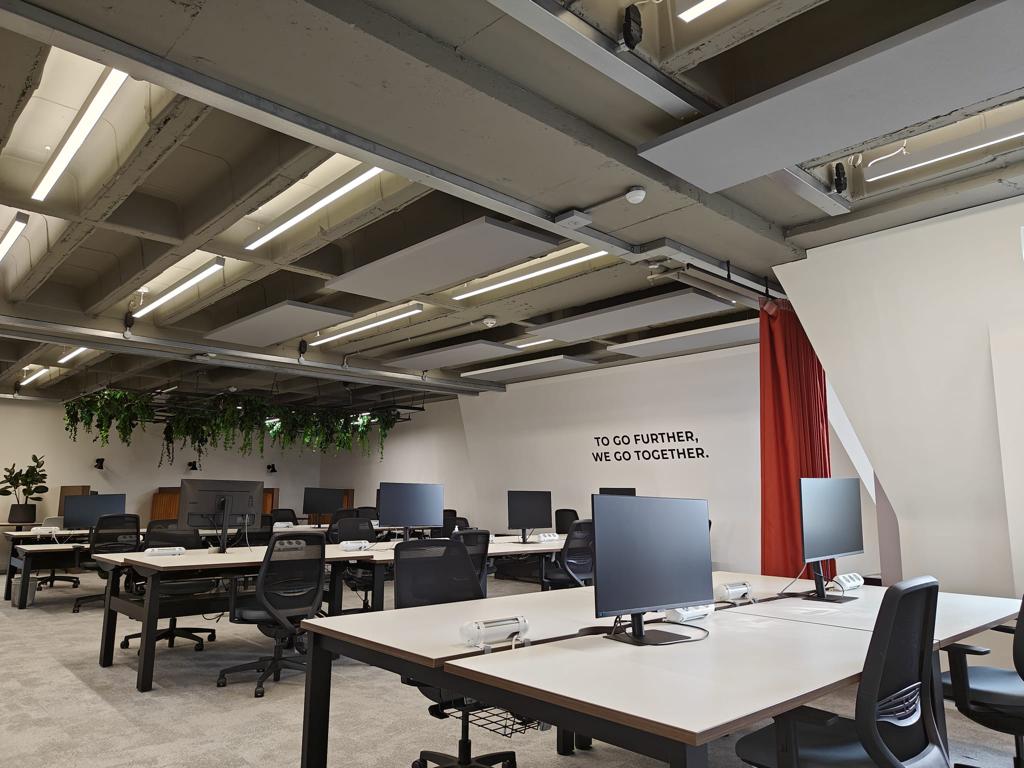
left=543, top=565, right=579, bottom=586
left=233, top=596, right=273, bottom=623
left=942, top=667, right=1024, bottom=710
left=736, top=718, right=874, bottom=768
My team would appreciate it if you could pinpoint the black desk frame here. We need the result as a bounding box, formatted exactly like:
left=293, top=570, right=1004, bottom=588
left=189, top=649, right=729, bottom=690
left=4, top=546, right=84, bottom=608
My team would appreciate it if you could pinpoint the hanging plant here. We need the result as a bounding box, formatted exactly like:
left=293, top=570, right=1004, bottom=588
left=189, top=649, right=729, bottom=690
left=64, top=390, right=154, bottom=446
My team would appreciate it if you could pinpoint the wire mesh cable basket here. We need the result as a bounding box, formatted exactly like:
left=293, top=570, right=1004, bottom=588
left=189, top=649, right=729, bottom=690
left=442, top=704, right=551, bottom=739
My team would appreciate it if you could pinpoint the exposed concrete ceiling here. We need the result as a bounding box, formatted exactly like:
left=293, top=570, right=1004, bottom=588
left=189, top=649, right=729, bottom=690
left=0, top=0, right=1016, bottom=408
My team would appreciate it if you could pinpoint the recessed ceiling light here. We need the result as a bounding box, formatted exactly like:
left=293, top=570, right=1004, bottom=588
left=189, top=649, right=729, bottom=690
left=515, top=338, right=554, bottom=349
left=244, top=166, right=383, bottom=250
left=133, top=257, right=225, bottom=318
left=309, top=305, right=423, bottom=347
left=21, top=367, right=49, bottom=386
left=0, top=212, right=29, bottom=263
left=57, top=347, right=89, bottom=364
left=678, top=0, right=728, bottom=23
left=865, top=129, right=1024, bottom=182
left=453, top=250, right=608, bottom=301
left=32, top=67, right=129, bottom=201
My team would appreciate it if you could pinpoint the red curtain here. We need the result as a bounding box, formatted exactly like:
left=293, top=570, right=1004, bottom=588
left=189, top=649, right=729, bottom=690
left=760, top=299, right=831, bottom=577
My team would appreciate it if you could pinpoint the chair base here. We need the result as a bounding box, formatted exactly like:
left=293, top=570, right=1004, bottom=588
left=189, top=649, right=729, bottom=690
left=121, top=617, right=215, bottom=651
left=72, top=593, right=104, bottom=613
left=414, top=746, right=516, bottom=768
left=216, top=644, right=307, bottom=698
left=38, top=572, right=80, bottom=589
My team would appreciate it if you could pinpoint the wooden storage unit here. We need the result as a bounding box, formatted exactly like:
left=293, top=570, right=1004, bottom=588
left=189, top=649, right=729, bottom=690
left=150, top=487, right=281, bottom=522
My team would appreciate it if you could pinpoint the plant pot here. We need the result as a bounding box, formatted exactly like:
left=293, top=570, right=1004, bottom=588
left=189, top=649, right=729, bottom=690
left=9, top=503, right=37, bottom=525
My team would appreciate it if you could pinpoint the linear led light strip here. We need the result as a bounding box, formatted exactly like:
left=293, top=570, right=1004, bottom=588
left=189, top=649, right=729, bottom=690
left=245, top=166, right=384, bottom=250
left=516, top=338, right=553, bottom=349
left=866, top=129, right=1024, bottom=182
left=57, top=347, right=89, bottom=364
left=0, top=212, right=29, bottom=263
left=309, top=306, right=423, bottom=347
left=453, top=250, right=608, bottom=301
left=32, top=68, right=129, bottom=201
left=679, top=0, right=727, bottom=23
left=133, top=257, right=225, bottom=318
left=21, top=367, right=49, bottom=386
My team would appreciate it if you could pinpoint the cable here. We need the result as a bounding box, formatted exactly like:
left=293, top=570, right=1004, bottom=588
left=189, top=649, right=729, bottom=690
left=777, top=563, right=811, bottom=596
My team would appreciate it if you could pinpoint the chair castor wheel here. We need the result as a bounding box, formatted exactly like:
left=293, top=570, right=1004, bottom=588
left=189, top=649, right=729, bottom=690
left=73, top=582, right=79, bottom=588
left=216, top=677, right=227, bottom=687
left=120, top=639, right=130, bottom=649
left=72, top=606, right=80, bottom=614
left=194, top=642, right=204, bottom=652
left=502, top=761, right=516, bottom=768
left=412, top=761, right=427, bottom=768
left=208, top=631, right=216, bottom=642
left=254, top=686, right=265, bottom=698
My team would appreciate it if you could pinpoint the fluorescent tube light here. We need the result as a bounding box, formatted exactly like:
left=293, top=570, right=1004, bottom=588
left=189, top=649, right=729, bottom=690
left=21, top=367, right=49, bottom=386
left=57, top=347, right=88, bottom=364
left=515, top=338, right=553, bottom=349
left=866, top=129, right=1024, bottom=182
left=0, top=212, right=28, bottom=263
left=32, top=68, right=129, bottom=201
left=309, top=306, right=423, bottom=347
left=133, top=258, right=225, bottom=318
left=453, top=250, right=607, bottom=301
left=245, top=166, right=383, bottom=250
left=679, top=0, right=728, bottom=23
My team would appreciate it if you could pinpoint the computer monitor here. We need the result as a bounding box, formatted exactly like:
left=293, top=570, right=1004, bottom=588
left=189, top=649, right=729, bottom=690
left=303, top=487, right=347, bottom=524
left=179, top=479, right=263, bottom=553
left=378, top=482, right=443, bottom=539
left=592, top=494, right=713, bottom=646
left=598, top=487, right=636, bottom=496
left=507, top=490, right=552, bottom=543
left=800, top=477, right=863, bottom=603
left=64, top=493, right=126, bottom=529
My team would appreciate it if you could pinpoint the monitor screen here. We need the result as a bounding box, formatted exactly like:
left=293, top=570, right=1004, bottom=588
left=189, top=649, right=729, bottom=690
left=303, top=487, right=347, bottom=518
left=378, top=482, right=443, bottom=527
left=592, top=494, right=713, bottom=618
left=178, top=479, right=262, bottom=529
left=64, top=493, right=126, bottom=529
left=507, top=490, right=552, bottom=531
left=598, top=487, right=636, bottom=496
left=801, top=478, right=864, bottom=563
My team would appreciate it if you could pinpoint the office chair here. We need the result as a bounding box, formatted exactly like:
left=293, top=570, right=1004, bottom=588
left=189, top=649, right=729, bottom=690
left=394, top=539, right=517, bottom=768
left=147, top=518, right=177, bottom=531
left=736, top=576, right=949, bottom=768
left=35, top=516, right=81, bottom=590
left=356, top=506, right=378, bottom=520
left=73, top=514, right=141, bottom=613
left=217, top=531, right=326, bottom=698
left=452, top=529, right=490, bottom=596
left=271, top=508, right=298, bottom=525
left=330, top=517, right=378, bottom=611
left=120, top=525, right=218, bottom=651
left=942, top=594, right=1024, bottom=768
left=554, top=508, right=578, bottom=535
left=432, top=509, right=459, bottom=538
left=443, top=516, right=470, bottom=538
left=540, top=520, right=594, bottom=590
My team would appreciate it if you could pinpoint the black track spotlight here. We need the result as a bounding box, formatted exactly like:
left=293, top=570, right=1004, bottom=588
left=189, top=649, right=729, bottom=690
left=94, top=458, right=105, bottom=470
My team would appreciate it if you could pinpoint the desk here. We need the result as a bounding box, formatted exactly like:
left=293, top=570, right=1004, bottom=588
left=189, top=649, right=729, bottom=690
left=93, top=544, right=375, bottom=692
left=4, top=543, right=87, bottom=608
left=299, top=573, right=1019, bottom=768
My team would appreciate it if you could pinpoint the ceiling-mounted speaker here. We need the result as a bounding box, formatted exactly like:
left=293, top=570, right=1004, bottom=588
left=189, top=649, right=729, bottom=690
left=623, top=4, right=643, bottom=50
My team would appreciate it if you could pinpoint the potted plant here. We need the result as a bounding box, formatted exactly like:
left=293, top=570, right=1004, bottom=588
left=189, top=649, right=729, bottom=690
left=0, top=455, right=48, bottom=527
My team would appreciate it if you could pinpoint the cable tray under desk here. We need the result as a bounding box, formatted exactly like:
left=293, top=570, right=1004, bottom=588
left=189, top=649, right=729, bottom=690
left=440, top=704, right=551, bottom=739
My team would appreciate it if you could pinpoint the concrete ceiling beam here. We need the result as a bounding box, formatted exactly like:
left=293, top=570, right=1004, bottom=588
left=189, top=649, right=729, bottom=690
left=0, top=26, right=47, bottom=151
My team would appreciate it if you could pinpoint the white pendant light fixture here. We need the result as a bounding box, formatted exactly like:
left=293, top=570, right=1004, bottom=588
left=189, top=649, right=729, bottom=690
left=0, top=212, right=29, bottom=263
left=32, top=67, right=129, bottom=202
left=133, top=257, right=225, bottom=318
left=678, top=0, right=728, bottom=23
left=57, top=347, right=89, bottom=364
left=245, top=166, right=383, bottom=250
left=21, top=367, right=49, bottom=386
left=453, top=250, right=608, bottom=301
left=309, top=304, right=424, bottom=347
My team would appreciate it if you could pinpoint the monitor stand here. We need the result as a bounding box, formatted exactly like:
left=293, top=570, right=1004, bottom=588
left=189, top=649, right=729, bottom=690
left=403, top=526, right=412, bottom=542
left=607, top=613, right=691, bottom=646
left=803, top=561, right=857, bottom=603
left=514, top=528, right=531, bottom=544
left=217, top=496, right=232, bottom=554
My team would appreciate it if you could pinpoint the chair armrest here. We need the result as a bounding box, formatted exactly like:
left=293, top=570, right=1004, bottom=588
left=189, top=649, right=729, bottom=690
left=992, top=624, right=1017, bottom=635
left=944, top=644, right=989, bottom=713
left=944, top=643, right=991, bottom=657
left=773, top=706, right=840, bottom=728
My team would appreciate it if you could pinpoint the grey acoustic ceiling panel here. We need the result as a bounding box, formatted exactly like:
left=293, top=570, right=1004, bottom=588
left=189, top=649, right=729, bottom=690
left=461, top=355, right=595, bottom=383
left=530, top=289, right=730, bottom=343
left=608, top=319, right=759, bottom=358
left=389, top=340, right=520, bottom=370
left=323, top=216, right=561, bottom=300
left=639, top=1, right=1024, bottom=191
left=204, top=301, right=353, bottom=346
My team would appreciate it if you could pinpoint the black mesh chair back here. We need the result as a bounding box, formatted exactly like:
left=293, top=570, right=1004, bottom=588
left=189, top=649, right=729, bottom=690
left=147, top=518, right=176, bottom=531
left=332, top=508, right=358, bottom=521
left=442, top=516, right=470, bottom=538
left=559, top=520, right=594, bottom=585
left=271, top=508, right=298, bottom=525
left=256, top=532, right=326, bottom=628
left=356, top=506, right=378, bottom=520
left=145, top=525, right=202, bottom=549
left=90, top=514, right=141, bottom=555
left=443, top=509, right=458, bottom=520
left=338, top=517, right=375, bottom=542
left=393, top=539, right=483, bottom=609
left=855, top=576, right=947, bottom=768
left=555, top=508, right=579, bottom=535
left=452, top=529, right=490, bottom=593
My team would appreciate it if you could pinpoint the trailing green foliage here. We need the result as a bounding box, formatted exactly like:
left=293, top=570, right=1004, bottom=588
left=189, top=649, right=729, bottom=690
left=64, top=389, right=401, bottom=466
left=0, top=454, right=49, bottom=504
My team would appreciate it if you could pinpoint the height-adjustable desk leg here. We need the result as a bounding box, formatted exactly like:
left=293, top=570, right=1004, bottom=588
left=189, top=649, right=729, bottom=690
left=136, top=571, right=161, bottom=692
left=3, top=547, right=16, bottom=601
left=99, top=567, right=121, bottom=667
left=327, top=563, right=344, bottom=615
left=668, top=744, right=708, bottom=768
left=300, top=633, right=334, bottom=768
left=371, top=562, right=385, bottom=611
left=16, top=552, right=31, bottom=608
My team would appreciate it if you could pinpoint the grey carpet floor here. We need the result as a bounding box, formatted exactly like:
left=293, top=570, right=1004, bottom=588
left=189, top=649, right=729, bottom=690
left=0, top=573, right=1016, bottom=767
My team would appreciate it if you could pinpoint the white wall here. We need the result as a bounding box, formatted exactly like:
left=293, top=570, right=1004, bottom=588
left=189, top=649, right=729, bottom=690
left=777, top=195, right=1024, bottom=597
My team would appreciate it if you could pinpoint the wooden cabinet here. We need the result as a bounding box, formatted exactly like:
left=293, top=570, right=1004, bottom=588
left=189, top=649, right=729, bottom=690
left=150, top=487, right=282, bottom=522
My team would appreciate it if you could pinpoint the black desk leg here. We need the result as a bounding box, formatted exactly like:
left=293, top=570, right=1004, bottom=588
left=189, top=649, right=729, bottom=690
left=99, top=567, right=121, bottom=667
left=669, top=744, right=708, bottom=768
left=327, top=563, right=344, bottom=616
left=4, top=551, right=16, bottom=601
left=371, top=562, right=385, bottom=611
left=17, top=553, right=31, bottom=608
left=576, top=734, right=593, bottom=750
left=137, top=572, right=161, bottom=692
left=556, top=727, right=575, bottom=755
left=931, top=650, right=948, bottom=748
left=300, top=633, right=334, bottom=768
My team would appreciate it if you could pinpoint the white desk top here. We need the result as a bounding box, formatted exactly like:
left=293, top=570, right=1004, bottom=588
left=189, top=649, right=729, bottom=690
left=94, top=543, right=374, bottom=571
left=14, top=542, right=87, bottom=554
left=4, top=529, right=90, bottom=540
